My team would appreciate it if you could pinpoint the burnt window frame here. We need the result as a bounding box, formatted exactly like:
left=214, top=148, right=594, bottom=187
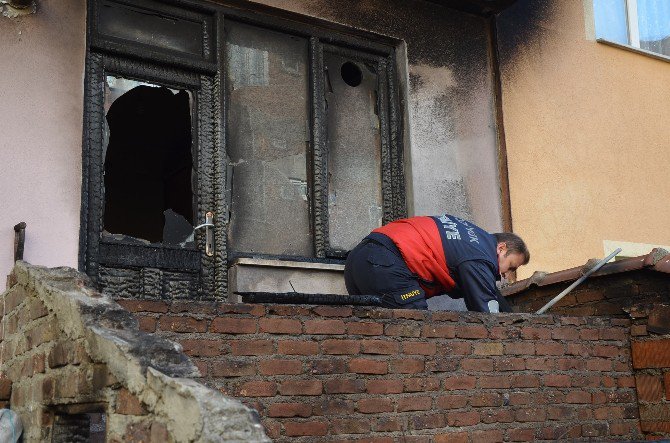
left=81, top=0, right=406, bottom=297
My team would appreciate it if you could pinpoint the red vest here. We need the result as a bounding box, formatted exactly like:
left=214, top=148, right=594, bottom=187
left=373, top=216, right=456, bottom=297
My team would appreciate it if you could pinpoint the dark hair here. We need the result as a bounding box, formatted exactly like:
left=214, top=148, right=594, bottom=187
left=493, top=232, right=530, bottom=265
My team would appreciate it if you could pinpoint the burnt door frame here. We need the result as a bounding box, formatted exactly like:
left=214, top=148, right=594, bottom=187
left=80, top=0, right=227, bottom=298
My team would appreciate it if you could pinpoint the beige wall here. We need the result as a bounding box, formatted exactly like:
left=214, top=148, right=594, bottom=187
left=0, top=0, right=86, bottom=276
left=498, top=0, right=670, bottom=278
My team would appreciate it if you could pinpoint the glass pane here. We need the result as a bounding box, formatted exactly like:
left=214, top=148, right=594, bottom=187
left=594, top=0, right=629, bottom=44
left=103, top=76, right=196, bottom=246
left=324, top=53, right=383, bottom=252
left=226, top=21, right=312, bottom=257
left=638, top=0, right=670, bottom=56
left=98, top=0, right=204, bottom=56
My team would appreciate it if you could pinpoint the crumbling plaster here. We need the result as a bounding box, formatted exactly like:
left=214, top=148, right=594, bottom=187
left=2, top=261, right=269, bottom=441
left=0, top=0, right=85, bottom=277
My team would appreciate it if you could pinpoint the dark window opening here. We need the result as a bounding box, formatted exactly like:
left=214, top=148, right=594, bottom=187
left=340, top=61, right=362, bottom=87
left=103, top=76, right=196, bottom=246
left=52, top=412, right=106, bottom=443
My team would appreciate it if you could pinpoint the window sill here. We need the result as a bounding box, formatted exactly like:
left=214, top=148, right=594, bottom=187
left=597, top=38, right=670, bottom=64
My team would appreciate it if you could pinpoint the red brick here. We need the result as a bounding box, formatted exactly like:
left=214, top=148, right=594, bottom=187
left=435, top=432, right=468, bottom=443
left=393, top=309, right=426, bottom=320
left=117, top=299, right=169, bottom=313
left=443, top=375, right=476, bottom=390
left=278, top=340, right=318, bottom=355
left=640, top=421, right=670, bottom=433
left=218, top=303, right=265, bottom=316
left=357, top=398, right=394, bottom=413
left=422, top=324, right=455, bottom=338
left=566, top=391, right=591, bottom=404
left=0, top=378, right=11, bottom=401
left=159, top=316, right=207, bottom=332
left=237, top=380, right=277, bottom=397
left=313, top=399, right=354, bottom=415
left=436, top=395, right=468, bottom=409
left=426, top=358, right=459, bottom=372
left=601, top=328, right=628, bottom=341
left=586, top=358, right=612, bottom=371
left=580, top=328, right=600, bottom=340
left=511, top=374, right=540, bottom=388
left=504, top=342, right=534, bottom=355
left=404, top=377, right=440, bottom=392
left=665, top=373, right=670, bottom=400
left=179, top=339, right=222, bottom=357
left=636, top=374, right=664, bottom=402
left=349, top=358, right=387, bottom=374
left=170, top=301, right=217, bottom=315
left=516, top=408, right=547, bottom=422
left=556, top=357, right=586, bottom=371
left=551, top=327, right=580, bottom=340
left=478, top=375, right=511, bottom=389
left=494, top=357, right=525, bottom=371
left=263, top=420, right=281, bottom=439
left=470, top=393, right=502, bottom=407
left=389, top=359, right=424, bottom=374
left=346, top=321, right=384, bottom=335
left=138, top=316, right=157, bottom=332
left=284, top=421, right=328, bottom=437
left=525, top=357, right=555, bottom=370
left=633, top=340, right=670, bottom=369
left=631, top=324, right=648, bottom=336
left=312, top=306, right=353, bottom=317
left=403, top=342, right=436, bottom=355
left=309, top=359, right=347, bottom=374
left=413, top=413, right=447, bottom=429
left=374, top=415, right=405, bottom=432
left=210, top=317, right=255, bottom=334
left=461, top=358, right=494, bottom=371
left=543, top=374, right=572, bottom=387
left=321, top=339, right=361, bottom=354
left=116, top=388, right=147, bottom=415
left=471, top=429, right=504, bottom=443
left=456, top=325, right=488, bottom=339
left=508, top=428, right=536, bottom=442
left=324, top=379, right=365, bottom=394
left=360, top=340, right=399, bottom=354
left=210, top=360, right=256, bottom=377
left=480, top=409, right=514, bottom=424
left=439, top=341, right=471, bottom=355
left=447, top=411, right=479, bottom=426
left=385, top=324, right=421, bottom=337
left=593, top=344, right=621, bottom=358
left=535, top=342, right=564, bottom=356
left=331, top=418, right=371, bottom=434
left=268, top=403, right=312, bottom=418
left=259, top=359, right=302, bottom=375
left=539, top=424, right=581, bottom=440
left=398, top=396, right=432, bottom=412
left=365, top=379, right=403, bottom=394
left=279, top=380, right=322, bottom=396
left=259, top=318, right=302, bottom=334
left=304, top=319, right=345, bottom=334
left=431, top=311, right=460, bottom=321
left=266, top=305, right=310, bottom=316
left=231, top=339, right=274, bottom=355
left=521, top=327, right=551, bottom=340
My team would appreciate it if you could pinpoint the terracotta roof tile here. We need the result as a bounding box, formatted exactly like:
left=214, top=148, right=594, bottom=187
left=502, top=248, right=670, bottom=298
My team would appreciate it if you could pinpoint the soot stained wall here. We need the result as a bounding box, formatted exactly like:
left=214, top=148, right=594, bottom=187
left=248, top=0, right=504, bottom=231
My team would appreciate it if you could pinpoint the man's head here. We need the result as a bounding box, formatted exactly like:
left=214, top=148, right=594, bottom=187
left=493, top=232, right=530, bottom=276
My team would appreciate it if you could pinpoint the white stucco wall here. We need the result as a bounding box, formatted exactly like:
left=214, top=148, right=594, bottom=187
left=0, top=0, right=86, bottom=277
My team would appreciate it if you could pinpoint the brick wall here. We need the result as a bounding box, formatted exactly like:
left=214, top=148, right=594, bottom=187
left=122, top=300, right=642, bottom=442
left=0, top=263, right=268, bottom=442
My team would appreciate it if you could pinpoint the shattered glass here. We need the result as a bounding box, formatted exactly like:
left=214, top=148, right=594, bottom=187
left=324, top=53, right=383, bottom=252
left=102, top=75, right=196, bottom=246
left=225, top=21, right=313, bottom=257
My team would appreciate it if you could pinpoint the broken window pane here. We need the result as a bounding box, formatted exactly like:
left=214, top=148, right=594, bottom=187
left=324, top=53, right=383, bottom=252
left=103, top=75, right=196, bottom=246
left=226, top=21, right=313, bottom=257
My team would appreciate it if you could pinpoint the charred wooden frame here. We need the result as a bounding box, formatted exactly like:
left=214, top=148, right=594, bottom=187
left=81, top=0, right=406, bottom=297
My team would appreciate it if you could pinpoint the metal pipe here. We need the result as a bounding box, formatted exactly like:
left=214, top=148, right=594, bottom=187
left=536, top=248, right=622, bottom=314
left=13, top=222, right=26, bottom=262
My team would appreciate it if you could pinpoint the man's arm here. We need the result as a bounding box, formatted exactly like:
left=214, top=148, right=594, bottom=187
left=456, top=260, right=512, bottom=313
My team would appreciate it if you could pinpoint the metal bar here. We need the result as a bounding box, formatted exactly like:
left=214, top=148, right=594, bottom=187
left=13, top=222, right=26, bottom=262
left=536, top=248, right=622, bottom=314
